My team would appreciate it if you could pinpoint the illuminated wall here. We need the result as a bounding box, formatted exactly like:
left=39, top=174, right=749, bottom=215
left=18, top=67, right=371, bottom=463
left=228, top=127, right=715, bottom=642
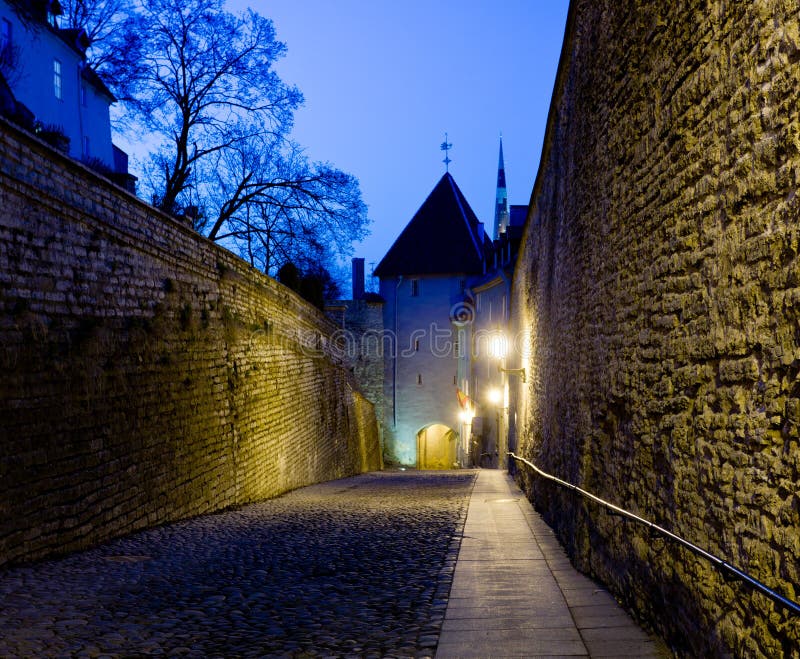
left=0, top=118, right=381, bottom=567
left=510, top=0, right=800, bottom=655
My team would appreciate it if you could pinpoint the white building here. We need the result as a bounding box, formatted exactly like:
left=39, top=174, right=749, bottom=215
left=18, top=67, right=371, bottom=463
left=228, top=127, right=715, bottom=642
left=375, top=142, right=527, bottom=469
left=0, top=0, right=130, bottom=182
left=375, top=172, right=489, bottom=468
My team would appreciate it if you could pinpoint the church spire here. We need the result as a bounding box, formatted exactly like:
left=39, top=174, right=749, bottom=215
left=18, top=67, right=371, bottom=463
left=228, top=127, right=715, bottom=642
left=493, top=135, right=509, bottom=239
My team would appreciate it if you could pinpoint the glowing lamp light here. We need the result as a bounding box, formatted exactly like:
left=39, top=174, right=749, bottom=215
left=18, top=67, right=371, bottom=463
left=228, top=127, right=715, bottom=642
left=459, top=408, right=474, bottom=424
left=489, top=333, right=508, bottom=360
left=487, top=387, right=502, bottom=405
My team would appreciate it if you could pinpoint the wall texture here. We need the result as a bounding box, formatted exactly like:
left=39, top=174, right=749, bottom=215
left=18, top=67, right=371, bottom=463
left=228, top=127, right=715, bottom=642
left=326, top=298, right=387, bottom=463
left=0, top=118, right=381, bottom=568
left=511, top=1, right=800, bottom=656
left=380, top=275, right=464, bottom=466
left=326, top=299, right=386, bottom=430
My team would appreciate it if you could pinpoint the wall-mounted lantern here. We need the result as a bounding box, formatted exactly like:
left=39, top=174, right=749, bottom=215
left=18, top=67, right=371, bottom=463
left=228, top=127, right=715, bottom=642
left=487, top=386, right=503, bottom=405
left=489, top=331, right=526, bottom=382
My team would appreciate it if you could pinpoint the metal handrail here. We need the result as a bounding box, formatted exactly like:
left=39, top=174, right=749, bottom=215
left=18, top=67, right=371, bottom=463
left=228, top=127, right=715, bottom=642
left=507, top=452, right=800, bottom=616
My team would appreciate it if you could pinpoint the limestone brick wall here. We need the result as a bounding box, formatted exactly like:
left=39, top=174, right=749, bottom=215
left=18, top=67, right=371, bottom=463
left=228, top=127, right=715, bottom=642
left=0, top=118, right=381, bottom=568
left=511, top=1, right=800, bottom=656
left=328, top=299, right=386, bottom=427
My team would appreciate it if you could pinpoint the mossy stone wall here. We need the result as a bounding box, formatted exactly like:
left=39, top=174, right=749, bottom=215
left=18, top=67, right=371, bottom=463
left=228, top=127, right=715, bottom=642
left=511, top=1, right=800, bottom=655
left=0, top=118, right=381, bottom=568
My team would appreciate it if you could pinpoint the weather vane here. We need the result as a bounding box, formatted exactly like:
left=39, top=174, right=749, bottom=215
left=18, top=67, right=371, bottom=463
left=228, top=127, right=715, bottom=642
left=440, top=133, right=452, bottom=172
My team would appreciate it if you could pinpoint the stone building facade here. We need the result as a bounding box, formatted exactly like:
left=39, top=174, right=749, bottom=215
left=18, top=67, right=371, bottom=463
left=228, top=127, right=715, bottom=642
left=375, top=173, right=487, bottom=467
left=375, top=165, right=526, bottom=468
left=325, top=261, right=386, bottom=463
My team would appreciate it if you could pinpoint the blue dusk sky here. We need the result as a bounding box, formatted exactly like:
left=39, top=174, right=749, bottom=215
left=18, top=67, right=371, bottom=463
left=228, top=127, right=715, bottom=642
left=121, top=1, right=570, bottom=286
left=228, top=1, right=570, bottom=283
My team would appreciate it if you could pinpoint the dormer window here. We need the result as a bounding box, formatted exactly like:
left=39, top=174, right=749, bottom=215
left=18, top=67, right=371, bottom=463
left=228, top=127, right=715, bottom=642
left=53, top=59, right=62, bottom=99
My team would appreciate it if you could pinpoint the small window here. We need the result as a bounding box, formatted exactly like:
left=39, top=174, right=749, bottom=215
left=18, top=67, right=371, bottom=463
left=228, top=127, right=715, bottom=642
left=459, top=278, right=466, bottom=293
left=83, top=136, right=90, bottom=157
left=80, top=81, right=87, bottom=106
left=414, top=339, right=420, bottom=352
left=417, top=373, right=422, bottom=385
left=410, top=279, right=419, bottom=297
left=453, top=375, right=457, bottom=385
left=53, top=59, right=62, bottom=99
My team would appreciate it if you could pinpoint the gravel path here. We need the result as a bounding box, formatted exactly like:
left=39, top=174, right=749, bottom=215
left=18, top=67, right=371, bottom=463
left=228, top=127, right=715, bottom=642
left=0, top=470, right=476, bottom=658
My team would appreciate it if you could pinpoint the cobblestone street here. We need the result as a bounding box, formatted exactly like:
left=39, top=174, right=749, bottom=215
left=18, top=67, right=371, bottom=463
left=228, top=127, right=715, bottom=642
left=0, top=471, right=475, bottom=658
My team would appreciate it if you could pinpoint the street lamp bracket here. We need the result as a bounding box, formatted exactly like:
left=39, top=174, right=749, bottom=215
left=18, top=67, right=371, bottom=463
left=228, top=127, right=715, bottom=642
left=499, top=366, right=526, bottom=383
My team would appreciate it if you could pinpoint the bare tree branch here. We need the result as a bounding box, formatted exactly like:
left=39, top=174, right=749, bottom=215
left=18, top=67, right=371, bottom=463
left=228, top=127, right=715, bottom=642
left=112, top=0, right=301, bottom=214
left=102, top=0, right=368, bottom=291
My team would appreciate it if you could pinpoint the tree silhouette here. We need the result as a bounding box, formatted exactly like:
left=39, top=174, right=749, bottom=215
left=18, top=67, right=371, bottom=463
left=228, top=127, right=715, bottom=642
left=108, top=0, right=368, bottom=281
left=57, top=0, right=129, bottom=78
left=113, top=0, right=301, bottom=215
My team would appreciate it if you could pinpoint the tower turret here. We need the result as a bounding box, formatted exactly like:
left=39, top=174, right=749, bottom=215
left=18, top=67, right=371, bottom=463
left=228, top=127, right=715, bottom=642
left=493, top=136, right=509, bottom=239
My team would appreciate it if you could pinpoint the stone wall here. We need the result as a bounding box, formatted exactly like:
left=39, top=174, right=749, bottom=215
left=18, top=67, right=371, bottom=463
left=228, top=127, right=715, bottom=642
left=326, top=298, right=386, bottom=462
left=510, top=1, right=800, bottom=656
left=326, top=299, right=386, bottom=428
left=0, top=117, right=381, bottom=568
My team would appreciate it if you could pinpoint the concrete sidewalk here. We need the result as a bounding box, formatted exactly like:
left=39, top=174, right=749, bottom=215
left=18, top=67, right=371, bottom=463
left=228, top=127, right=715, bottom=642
left=436, top=469, right=668, bottom=658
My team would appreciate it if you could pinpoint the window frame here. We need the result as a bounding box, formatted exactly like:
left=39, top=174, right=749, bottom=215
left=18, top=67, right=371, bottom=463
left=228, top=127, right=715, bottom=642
left=53, top=58, right=63, bottom=100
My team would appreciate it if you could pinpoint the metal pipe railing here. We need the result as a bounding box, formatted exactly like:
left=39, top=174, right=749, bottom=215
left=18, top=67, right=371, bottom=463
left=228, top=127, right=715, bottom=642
left=507, top=452, right=800, bottom=617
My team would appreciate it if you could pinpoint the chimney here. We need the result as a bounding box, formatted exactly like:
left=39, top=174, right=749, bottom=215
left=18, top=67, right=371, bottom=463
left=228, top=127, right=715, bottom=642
left=352, top=257, right=365, bottom=300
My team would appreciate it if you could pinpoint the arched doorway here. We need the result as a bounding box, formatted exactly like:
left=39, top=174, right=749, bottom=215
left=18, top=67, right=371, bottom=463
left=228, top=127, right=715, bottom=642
left=416, top=424, right=458, bottom=470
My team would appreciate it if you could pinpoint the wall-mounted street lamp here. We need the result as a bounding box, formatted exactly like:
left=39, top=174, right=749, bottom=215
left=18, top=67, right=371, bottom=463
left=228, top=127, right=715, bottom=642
left=486, top=330, right=525, bottom=470
left=458, top=405, right=474, bottom=468
left=488, top=331, right=526, bottom=382
left=487, top=387, right=503, bottom=405
left=499, top=365, right=526, bottom=382
left=459, top=407, right=474, bottom=424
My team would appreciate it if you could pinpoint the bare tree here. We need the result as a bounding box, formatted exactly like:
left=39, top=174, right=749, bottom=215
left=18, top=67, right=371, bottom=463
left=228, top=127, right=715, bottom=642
left=113, top=0, right=301, bottom=215
left=57, top=0, right=128, bottom=77
left=205, top=134, right=368, bottom=276
left=109, top=0, right=369, bottom=285
left=0, top=30, right=21, bottom=86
